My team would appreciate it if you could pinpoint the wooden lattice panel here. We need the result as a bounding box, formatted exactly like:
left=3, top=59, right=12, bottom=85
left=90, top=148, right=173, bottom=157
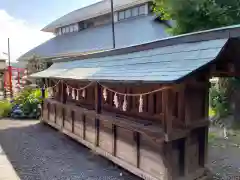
left=139, top=135, right=165, bottom=179
left=188, top=139, right=200, bottom=173
left=99, top=121, right=113, bottom=154
left=85, top=116, right=96, bottom=144
left=73, top=111, right=84, bottom=138
left=43, top=102, right=48, bottom=121
left=49, top=103, right=56, bottom=123
left=64, top=108, right=72, bottom=132
left=116, top=127, right=137, bottom=166
left=56, top=104, right=63, bottom=127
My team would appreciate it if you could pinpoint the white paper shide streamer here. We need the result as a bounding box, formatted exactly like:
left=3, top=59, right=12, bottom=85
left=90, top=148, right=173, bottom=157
left=103, top=88, right=107, bottom=101
left=113, top=93, right=119, bottom=108
left=66, top=86, right=70, bottom=96
left=82, top=89, right=86, bottom=98
left=48, top=87, right=53, bottom=98
left=72, top=88, right=75, bottom=99
left=76, top=90, right=79, bottom=100
left=122, top=95, right=127, bottom=111
left=139, top=95, right=143, bottom=113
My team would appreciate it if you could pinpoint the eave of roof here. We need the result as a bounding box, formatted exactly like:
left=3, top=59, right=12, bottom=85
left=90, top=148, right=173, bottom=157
left=42, top=0, right=152, bottom=32
left=30, top=38, right=228, bottom=83
left=31, top=24, right=240, bottom=83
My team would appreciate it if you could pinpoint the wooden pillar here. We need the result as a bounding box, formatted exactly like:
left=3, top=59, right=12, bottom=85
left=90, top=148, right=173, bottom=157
left=178, top=85, right=186, bottom=126
left=183, top=136, right=190, bottom=176
left=184, top=86, right=191, bottom=127
left=112, top=124, right=117, bottom=156
left=41, top=80, right=46, bottom=121
left=203, top=83, right=210, bottom=166
left=62, top=81, right=67, bottom=104
left=135, top=132, right=140, bottom=168
left=163, top=89, right=173, bottom=134
left=203, top=127, right=209, bottom=166
left=164, top=142, right=173, bottom=180
left=71, top=110, right=75, bottom=133
left=95, top=82, right=102, bottom=146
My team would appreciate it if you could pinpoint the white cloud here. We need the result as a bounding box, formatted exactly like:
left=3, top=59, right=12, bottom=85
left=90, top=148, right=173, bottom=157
left=0, top=10, right=54, bottom=62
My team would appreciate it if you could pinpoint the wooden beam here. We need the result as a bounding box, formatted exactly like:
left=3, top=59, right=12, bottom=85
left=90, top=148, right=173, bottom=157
left=163, top=89, right=173, bottom=134
left=184, top=88, right=191, bottom=127
left=184, top=137, right=190, bottom=176
left=62, top=81, right=67, bottom=104
left=135, top=132, right=140, bottom=168
left=83, top=115, right=86, bottom=140
left=95, top=83, right=102, bottom=113
left=112, top=124, right=117, bottom=156
left=62, top=107, right=65, bottom=129
left=95, top=83, right=102, bottom=146
left=54, top=104, right=57, bottom=124
left=204, top=127, right=209, bottom=166
left=164, top=142, right=173, bottom=180
left=71, top=110, right=75, bottom=133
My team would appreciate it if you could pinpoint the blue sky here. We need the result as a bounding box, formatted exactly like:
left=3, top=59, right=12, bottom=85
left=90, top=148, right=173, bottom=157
left=0, top=0, right=100, bottom=61
left=0, top=0, right=100, bottom=27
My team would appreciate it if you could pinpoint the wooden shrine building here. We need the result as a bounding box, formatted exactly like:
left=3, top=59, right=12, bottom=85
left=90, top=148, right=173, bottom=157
left=31, top=25, right=240, bottom=180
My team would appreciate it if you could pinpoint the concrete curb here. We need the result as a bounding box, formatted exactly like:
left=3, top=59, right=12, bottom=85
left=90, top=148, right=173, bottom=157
left=0, top=145, right=20, bottom=180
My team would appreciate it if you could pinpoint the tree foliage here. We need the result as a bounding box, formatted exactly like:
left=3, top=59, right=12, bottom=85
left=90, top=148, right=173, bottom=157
left=154, top=0, right=240, bottom=35
left=154, top=0, right=240, bottom=120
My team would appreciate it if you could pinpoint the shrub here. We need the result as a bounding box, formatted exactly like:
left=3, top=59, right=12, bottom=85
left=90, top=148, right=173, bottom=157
left=11, top=87, right=44, bottom=119
left=209, top=78, right=232, bottom=119
left=0, top=100, right=13, bottom=118
left=209, top=86, right=230, bottom=118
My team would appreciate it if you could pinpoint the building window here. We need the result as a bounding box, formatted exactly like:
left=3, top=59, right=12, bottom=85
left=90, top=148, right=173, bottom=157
left=118, top=11, right=125, bottom=20
left=139, top=5, right=146, bottom=15
left=125, top=9, right=132, bottom=19
left=66, top=26, right=70, bottom=33
left=79, top=22, right=85, bottom=30
left=69, top=25, right=74, bottom=32
left=57, top=28, right=62, bottom=35
left=73, top=24, right=79, bottom=32
left=132, top=7, right=139, bottom=17
left=62, top=27, right=66, bottom=34
left=117, top=4, right=147, bottom=21
left=86, top=21, right=94, bottom=28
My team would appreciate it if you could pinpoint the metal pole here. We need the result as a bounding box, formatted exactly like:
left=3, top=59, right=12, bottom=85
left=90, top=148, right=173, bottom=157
left=8, top=38, right=10, bottom=67
left=8, top=38, right=13, bottom=98
left=110, top=0, right=116, bottom=49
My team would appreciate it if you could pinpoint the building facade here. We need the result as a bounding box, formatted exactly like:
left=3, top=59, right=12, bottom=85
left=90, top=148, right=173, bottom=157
left=18, top=0, right=170, bottom=64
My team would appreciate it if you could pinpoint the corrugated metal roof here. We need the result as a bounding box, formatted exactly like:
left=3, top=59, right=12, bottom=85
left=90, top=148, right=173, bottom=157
left=18, top=15, right=169, bottom=61
left=42, top=0, right=151, bottom=32
left=31, top=38, right=228, bottom=82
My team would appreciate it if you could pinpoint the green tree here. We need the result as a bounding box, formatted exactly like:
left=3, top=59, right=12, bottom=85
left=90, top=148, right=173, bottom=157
left=154, top=0, right=240, bottom=121
left=154, top=0, right=240, bottom=35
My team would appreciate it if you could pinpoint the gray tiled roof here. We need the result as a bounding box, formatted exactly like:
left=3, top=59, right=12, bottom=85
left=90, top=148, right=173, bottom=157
left=31, top=38, right=228, bottom=83
left=43, top=0, right=151, bottom=32
left=18, top=15, right=169, bottom=61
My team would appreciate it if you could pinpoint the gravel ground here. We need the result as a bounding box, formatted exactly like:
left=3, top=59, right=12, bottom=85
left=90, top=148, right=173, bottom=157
left=0, top=119, right=240, bottom=180
left=0, top=119, right=141, bottom=180
left=208, top=128, right=240, bottom=180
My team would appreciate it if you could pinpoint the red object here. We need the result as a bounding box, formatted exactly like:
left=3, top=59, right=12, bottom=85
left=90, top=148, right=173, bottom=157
left=4, top=66, right=27, bottom=94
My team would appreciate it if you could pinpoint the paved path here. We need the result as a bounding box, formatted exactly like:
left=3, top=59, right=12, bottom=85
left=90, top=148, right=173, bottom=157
left=0, top=119, right=140, bottom=180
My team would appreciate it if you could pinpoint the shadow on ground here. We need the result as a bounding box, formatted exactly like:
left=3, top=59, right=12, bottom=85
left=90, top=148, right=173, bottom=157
left=0, top=119, right=141, bottom=180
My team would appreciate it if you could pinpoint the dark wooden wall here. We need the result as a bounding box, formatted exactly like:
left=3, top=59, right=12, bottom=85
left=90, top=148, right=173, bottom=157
left=43, top=78, right=210, bottom=180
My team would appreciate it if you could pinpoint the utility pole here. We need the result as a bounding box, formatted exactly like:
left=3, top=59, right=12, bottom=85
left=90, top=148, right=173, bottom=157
left=110, top=0, right=116, bottom=49
left=7, top=38, right=13, bottom=98
left=8, top=38, right=10, bottom=67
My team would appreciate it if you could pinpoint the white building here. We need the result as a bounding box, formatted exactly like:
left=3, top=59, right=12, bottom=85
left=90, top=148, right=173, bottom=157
left=18, top=0, right=171, bottom=63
